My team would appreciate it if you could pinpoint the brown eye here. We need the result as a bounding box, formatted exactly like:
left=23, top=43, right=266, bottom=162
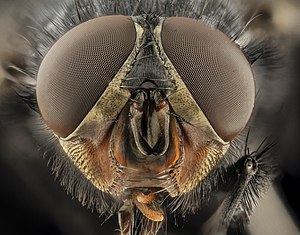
left=36, top=15, right=136, bottom=137
left=161, top=17, right=255, bottom=141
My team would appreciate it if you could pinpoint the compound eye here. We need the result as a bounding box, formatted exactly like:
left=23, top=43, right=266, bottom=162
left=161, top=17, right=255, bottom=141
left=36, top=15, right=136, bottom=137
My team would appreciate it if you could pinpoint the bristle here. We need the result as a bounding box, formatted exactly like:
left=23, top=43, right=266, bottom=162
left=46, top=145, right=121, bottom=216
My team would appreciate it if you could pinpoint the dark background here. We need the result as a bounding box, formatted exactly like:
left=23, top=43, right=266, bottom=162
left=0, top=0, right=300, bottom=234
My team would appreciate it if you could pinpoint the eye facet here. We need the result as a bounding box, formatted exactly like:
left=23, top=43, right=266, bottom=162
left=161, top=17, right=255, bottom=141
left=36, top=15, right=136, bottom=137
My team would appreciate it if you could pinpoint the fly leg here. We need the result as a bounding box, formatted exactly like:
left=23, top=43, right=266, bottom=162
left=201, top=147, right=275, bottom=235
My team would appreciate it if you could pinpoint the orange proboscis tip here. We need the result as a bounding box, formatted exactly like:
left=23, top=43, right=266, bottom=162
left=134, top=192, right=164, bottom=222
left=136, top=192, right=156, bottom=204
